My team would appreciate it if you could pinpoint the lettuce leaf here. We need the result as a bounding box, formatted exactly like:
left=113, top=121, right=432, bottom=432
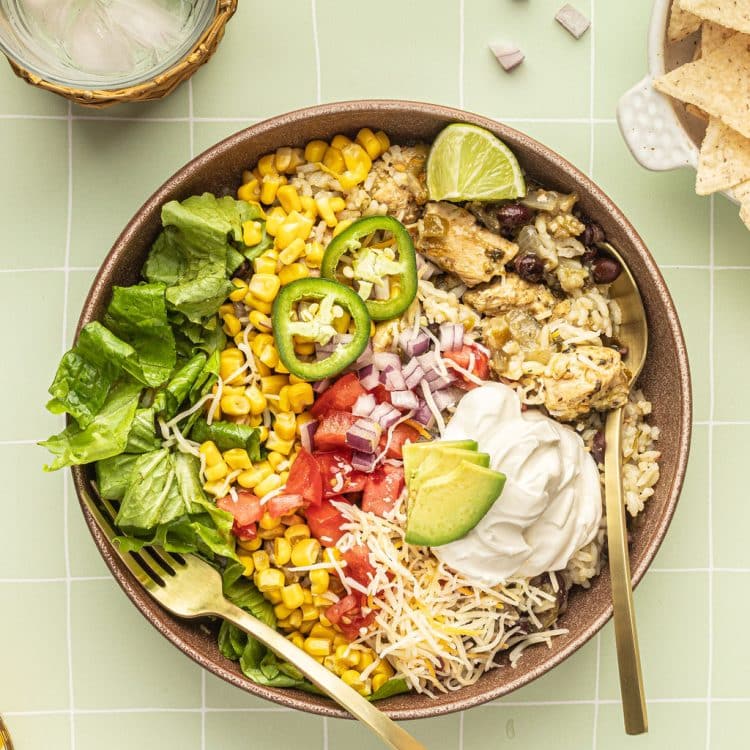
left=152, top=353, right=208, bottom=419
left=40, top=382, right=142, bottom=471
left=188, top=419, right=262, bottom=460
left=125, top=408, right=160, bottom=453
left=102, top=283, right=176, bottom=388
left=95, top=453, right=140, bottom=500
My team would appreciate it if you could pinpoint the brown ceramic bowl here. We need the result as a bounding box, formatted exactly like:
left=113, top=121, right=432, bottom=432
left=70, top=100, right=692, bottom=720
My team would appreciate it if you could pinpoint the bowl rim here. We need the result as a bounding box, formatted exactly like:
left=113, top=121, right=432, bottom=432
left=70, top=99, right=692, bottom=720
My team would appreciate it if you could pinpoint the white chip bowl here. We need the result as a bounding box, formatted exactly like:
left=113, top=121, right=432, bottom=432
left=616, top=0, right=739, bottom=203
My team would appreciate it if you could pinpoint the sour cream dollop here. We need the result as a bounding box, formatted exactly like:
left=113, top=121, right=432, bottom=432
left=433, top=382, right=602, bottom=584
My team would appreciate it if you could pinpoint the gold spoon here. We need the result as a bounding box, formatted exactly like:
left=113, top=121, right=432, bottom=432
left=598, top=240, right=648, bottom=735
left=0, top=716, right=13, bottom=750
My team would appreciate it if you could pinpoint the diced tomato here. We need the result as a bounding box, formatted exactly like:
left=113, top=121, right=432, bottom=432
left=341, top=544, right=376, bottom=587
left=266, top=493, right=304, bottom=518
left=305, top=495, right=351, bottom=546
left=371, top=384, right=392, bottom=404
left=310, top=372, right=366, bottom=418
left=314, top=450, right=368, bottom=497
left=284, top=448, right=323, bottom=507
left=377, top=422, right=421, bottom=459
left=443, top=344, right=490, bottom=389
left=325, top=592, right=376, bottom=641
left=314, top=410, right=359, bottom=452
left=234, top=522, right=257, bottom=541
left=216, top=491, right=263, bottom=528
left=362, top=465, right=405, bottom=516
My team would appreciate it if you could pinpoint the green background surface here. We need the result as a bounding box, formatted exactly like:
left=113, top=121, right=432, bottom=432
left=2, top=0, right=747, bottom=747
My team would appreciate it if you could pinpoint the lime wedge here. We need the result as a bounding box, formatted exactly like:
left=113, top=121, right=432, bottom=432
left=426, top=123, right=526, bottom=202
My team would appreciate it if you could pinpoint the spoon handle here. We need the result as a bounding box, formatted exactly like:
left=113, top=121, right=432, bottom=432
left=604, top=407, right=648, bottom=735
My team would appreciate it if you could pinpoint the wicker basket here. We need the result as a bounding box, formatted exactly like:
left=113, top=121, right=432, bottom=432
left=5, top=0, right=237, bottom=108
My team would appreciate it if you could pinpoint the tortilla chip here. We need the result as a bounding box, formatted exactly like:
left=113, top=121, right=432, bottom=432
left=681, top=0, right=750, bottom=35
left=686, top=103, right=709, bottom=119
left=653, top=34, right=750, bottom=139
left=730, top=180, right=750, bottom=228
left=668, top=2, right=702, bottom=41
left=696, top=119, right=750, bottom=194
left=701, top=21, right=736, bottom=54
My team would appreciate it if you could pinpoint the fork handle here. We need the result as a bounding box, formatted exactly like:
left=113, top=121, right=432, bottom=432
left=604, top=407, right=648, bottom=735
left=211, top=598, right=427, bottom=750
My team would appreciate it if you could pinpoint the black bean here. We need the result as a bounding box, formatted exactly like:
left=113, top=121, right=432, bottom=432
left=232, top=259, right=251, bottom=279
left=591, top=429, right=606, bottom=465
left=581, top=221, right=606, bottom=246
left=581, top=247, right=598, bottom=265
left=514, top=253, right=545, bottom=284
left=591, top=255, right=622, bottom=284
left=618, top=345, right=629, bottom=359
left=497, top=202, right=533, bottom=229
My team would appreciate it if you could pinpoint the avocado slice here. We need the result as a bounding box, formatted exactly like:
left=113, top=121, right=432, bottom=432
left=405, top=461, right=506, bottom=547
left=402, top=439, right=478, bottom=485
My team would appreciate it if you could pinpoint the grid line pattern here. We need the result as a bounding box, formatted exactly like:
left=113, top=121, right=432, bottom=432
left=1, top=1, right=745, bottom=748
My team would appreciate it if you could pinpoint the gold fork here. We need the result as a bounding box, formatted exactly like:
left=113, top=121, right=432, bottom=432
left=79, top=485, right=426, bottom=750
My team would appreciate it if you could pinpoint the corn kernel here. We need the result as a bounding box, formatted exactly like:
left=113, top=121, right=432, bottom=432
left=303, top=637, right=331, bottom=657
left=204, top=461, right=229, bottom=482
left=255, top=567, right=285, bottom=591
left=237, top=464, right=273, bottom=489
left=338, top=143, right=372, bottom=190
left=265, top=207, right=287, bottom=237
left=258, top=525, right=285, bottom=540
left=261, top=375, right=289, bottom=395
left=273, top=146, right=292, bottom=173
left=285, top=524, right=311, bottom=544
left=248, top=414, right=263, bottom=427
left=243, top=293, right=272, bottom=315
left=265, top=589, right=283, bottom=604
left=322, top=146, right=345, bottom=174
left=272, top=537, right=292, bottom=566
left=279, top=263, right=310, bottom=286
left=199, top=441, right=222, bottom=467
left=294, top=340, right=315, bottom=356
left=238, top=179, right=261, bottom=203
left=315, top=195, right=338, bottom=227
left=252, top=550, right=270, bottom=573
left=255, top=473, right=283, bottom=498
left=333, top=310, right=351, bottom=334
left=305, top=241, right=324, bottom=268
left=256, top=361, right=272, bottom=377
left=318, top=612, right=332, bottom=628
left=372, top=673, right=389, bottom=693
left=358, top=651, right=375, bottom=671
left=258, top=343, right=279, bottom=369
left=237, top=553, right=255, bottom=577
left=288, top=632, right=305, bottom=649
left=355, top=128, right=382, bottom=159
left=299, top=620, right=315, bottom=635
left=250, top=333, right=273, bottom=357
left=287, top=609, right=303, bottom=630
left=223, top=312, right=243, bottom=337
left=248, top=274, right=281, bottom=304
left=229, top=278, right=249, bottom=302
left=375, top=131, right=390, bottom=153
left=249, top=311, right=272, bottom=332
left=257, top=153, right=277, bottom=176
left=333, top=634, right=349, bottom=649
left=276, top=385, right=291, bottom=412
left=276, top=184, right=302, bottom=213
left=274, top=603, right=292, bottom=620
left=220, top=394, right=251, bottom=417
left=219, top=303, right=234, bottom=316
left=279, top=470, right=289, bottom=483
left=245, top=385, right=267, bottom=415
left=291, top=538, right=321, bottom=567
left=274, top=412, right=297, bottom=441
left=287, top=148, right=305, bottom=173
left=258, top=426, right=269, bottom=442
left=266, top=451, right=285, bottom=471
left=335, top=644, right=360, bottom=667
left=223, top=448, right=252, bottom=471
left=300, top=195, right=317, bottom=219
left=265, top=431, right=294, bottom=455
left=341, top=669, right=366, bottom=691
left=259, top=511, right=280, bottom=531
left=310, top=568, right=330, bottom=595
left=332, top=218, right=355, bottom=237
left=373, top=659, right=395, bottom=678
left=237, top=536, right=263, bottom=552
left=275, top=360, right=290, bottom=375
left=278, top=237, right=306, bottom=265
left=323, top=547, right=342, bottom=562
left=310, top=623, right=337, bottom=641
left=331, top=134, right=352, bottom=150
left=282, top=583, right=305, bottom=611
left=253, top=252, right=278, bottom=276
left=282, top=513, right=305, bottom=526
left=304, top=139, right=328, bottom=163
left=242, top=220, right=263, bottom=247
left=301, top=603, right=318, bottom=622
left=220, top=348, right=245, bottom=383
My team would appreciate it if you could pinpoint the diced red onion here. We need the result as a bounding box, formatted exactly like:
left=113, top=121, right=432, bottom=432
left=432, top=388, right=459, bottom=412
left=351, top=451, right=378, bottom=473
left=390, top=390, right=420, bottom=411
left=384, top=368, right=407, bottom=392
left=346, top=418, right=382, bottom=453
left=439, top=323, right=464, bottom=352
left=299, top=420, right=318, bottom=452
left=427, top=373, right=456, bottom=392
left=416, top=255, right=438, bottom=280
left=371, top=402, right=401, bottom=429
left=334, top=333, right=354, bottom=345
left=358, top=364, right=380, bottom=391
left=315, top=342, right=337, bottom=357
left=370, top=402, right=394, bottom=422
left=373, top=351, right=401, bottom=371
left=399, top=330, right=430, bottom=357
left=313, top=378, right=331, bottom=394
left=413, top=402, right=434, bottom=427
left=402, top=358, right=425, bottom=389
left=352, top=341, right=373, bottom=370
left=416, top=350, right=441, bottom=374
left=352, top=393, right=376, bottom=417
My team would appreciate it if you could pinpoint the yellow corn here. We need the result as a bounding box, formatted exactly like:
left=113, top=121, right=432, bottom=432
left=303, top=638, right=331, bottom=657
left=315, top=195, right=338, bottom=227
left=304, top=241, right=324, bottom=268
left=296, top=411, right=315, bottom=434
left=265, top=431, right=294, bottom=455
left=338, top=143, right=372, bottom=190
left=241, top=220, right=263, bottom=247
left=272, top=537, right=292, bottom=566
left=322, top=146, right=345, bottom=174
left=298, top=603, right=317, bottom=622
left=335, top=644, right=360, bottom=668
left=252, top=550, right=270, bottom=573
left=282, top=583, right=305, bottom=611
left=274, top=603, right=293, bottom=620
left=279, top=469, right=290, bottom=483
left=237, top=463, right=273, bottom=489
left=258, top=426, right=269, bottom=442
left=374, top=659, right=395, bottom=678
left=277, top=384, right=291, bottom=412
left=278, top=237, right=306, bottom=265
left=238, top=179, right=261, bottom=203
left=238, top=536, right=263, bottom=552
left=261, top=174, right=286, bottom=205
left=285, top=524, right=311, bottom=544
left=332, top=218, right=355, bottom=237
left=287, top=147, right=305, bottom=173
left=309, top=568, right=330, bottom=595
left=258, top=343, right=279, bottom=369
left=358, top=650, right=375, bottom=671
left=267, top=451, right=286, bottom=471
left=250, top=333, right=273, bottom=357
left=304, top=139, right=328, bottom=163
left=255, top=473, right=283, bottom=498
left=237, top=552, right=255, bottom=577
left=257, top=153, right=277, bottom=176
left=294, top=340, right=316, bottom=356
left=219, top=303, right=234, bottom=316
left=286, top=382, right=314, bottom=413
left=253, top=252, right=278, bottom=276
left=261, top=375, right=289, bottom=395
left=333, top=634, right=349, bottom=649
left=279, top=263, right=309, bottom=286
left=314, top=595, right=332, bottom=608
left=248, top=274, right=281, bottom=304
left=277, top=211, right=314, bottom=248
left=276, top=184, right=302, bottom=213
left=220, top=348, right=245, bottom=383
left=259, top=526, right=285, bottom=540
left=222, top=313, right=242, bottom=338
left=274, top=412, right=297, bottom=442
left=259, top=511, right=280, bottom=530
left=265, top=589, right=283, bottom=604
left=288, top=631, right=305, bottom=649
left=355, top=128, right=382, bottom=159
left=255, top=567, right=285, bottom=591
left=310, top=623, right=337, bottom=640
left=324, top=547, right=342, bottom=562
left=333, top=310, right=351, bottom=334
left=220, top=394, right=251, bottom=417
left=199, top=441, right=222, bottom=467
left=300, top=195, right=317, bottom=220
left=265, top=206, right=287, bottom=237
left=283, top=513, right=305, bottom=527
left=375, top=130, right=390, bottom=153
left=244, top=293, right=272, bottom=315
left=245, top=385, right=267, bottom=415
left=331, top=134, right=352, bottom=150
left=249, top=311, right=272, bottom=332
left=223, top=448, right=252, bottom=471
left=273, top=147, right=294, bottom=173
left=318, top=612, right=332, bottom=628
left=229, top=278, right=249, bottom=302
left=202, top=479, right=227, bottom=496
left=204, top=461, right=228, bottom=482
left=372, top=673, right=389, bottom=693
left=287, top=609, right=303, bottom=630
left=275, top=360, right=290, bottom=375
left=291, top=538, right=321, bottom=567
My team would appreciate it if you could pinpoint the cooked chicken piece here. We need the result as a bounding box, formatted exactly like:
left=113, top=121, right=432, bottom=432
left=464, top=272, right=556, bottom=320
left=369, top=146, right=428, bottom=222
left=415, top=202, right=518, bottom=287
left=542, top=346, right=630, bottom=421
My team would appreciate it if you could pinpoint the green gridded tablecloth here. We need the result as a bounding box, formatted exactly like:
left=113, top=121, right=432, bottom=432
left=2, top=1, right=748, bottom=748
